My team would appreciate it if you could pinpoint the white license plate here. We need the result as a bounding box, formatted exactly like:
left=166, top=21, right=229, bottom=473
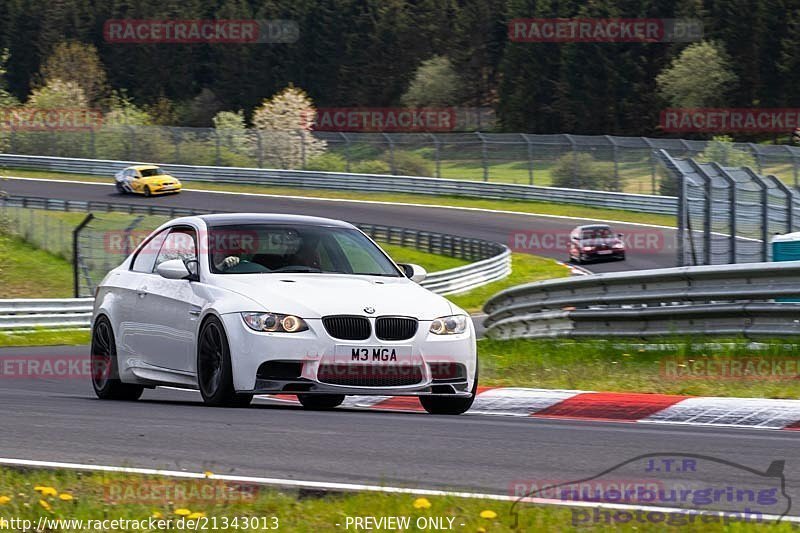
left=334, top=345, right=413, bottom=364
left=597, top=250, right=613, bottom=255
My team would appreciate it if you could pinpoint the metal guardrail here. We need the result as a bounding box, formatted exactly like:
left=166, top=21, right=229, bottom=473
left=1, top=194, right=511, bottom=304
left=0, top=298, right=93, bottom=330
left=483, top=261, right=800, bottom=339
left=0, top=153, right=678, bottom=214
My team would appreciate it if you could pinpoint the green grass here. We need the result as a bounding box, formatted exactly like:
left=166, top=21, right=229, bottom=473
left=0, top=329, right=90, bottom=347
left=380, top=243, right=470, bottom=272
left=1, top=168, right=677, bottom=227
left=0, top=233, right=73, bottom=298
left=449, top=254, right=569, bottom=312
left=479, top=338, right=800, bottom=399
left=0, top=467, right=791, bottom=532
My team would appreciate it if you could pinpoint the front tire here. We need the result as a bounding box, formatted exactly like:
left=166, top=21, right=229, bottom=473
left=197, top=316, right=253, bottom=407
left=115, top=182, right=126, bottom=194
left=419, top=366, right=478, bottom=415
left=91, top=316, right=144, bottom=401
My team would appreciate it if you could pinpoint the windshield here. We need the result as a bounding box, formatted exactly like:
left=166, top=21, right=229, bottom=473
left=582, top=228, right=613, bottom=239
left=139, top=168, right=165, bottom=177
left=206, top=224, right=402, bottom=277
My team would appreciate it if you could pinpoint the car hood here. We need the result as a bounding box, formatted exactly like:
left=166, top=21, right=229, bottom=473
left=211, top=274, right=456, bottom=320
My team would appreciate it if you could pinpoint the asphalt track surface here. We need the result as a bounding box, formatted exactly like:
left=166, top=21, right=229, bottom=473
left=1, top=345, right=799, bottom=517
left=0, top=178, right=678, bottom=272
left=5, top=178, right=799, bottom=516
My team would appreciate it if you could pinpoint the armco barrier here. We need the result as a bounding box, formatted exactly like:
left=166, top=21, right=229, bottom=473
left=0, top=298, right=93, bottom=330
left=483, top=261, right=800, bottom=339
left=0, top=153, right=678, bottom=215
left=0, top=195, right=511, bottom=302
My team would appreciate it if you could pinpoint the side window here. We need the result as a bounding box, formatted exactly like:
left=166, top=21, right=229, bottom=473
left=154, top=228, right=198, bottom=271
left=131, top=229, right=170, bottom=273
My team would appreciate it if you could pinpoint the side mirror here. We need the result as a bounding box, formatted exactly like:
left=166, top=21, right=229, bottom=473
left=399, top=263, right=427, bottom=283
left=156, top=259, right=193, bottom=280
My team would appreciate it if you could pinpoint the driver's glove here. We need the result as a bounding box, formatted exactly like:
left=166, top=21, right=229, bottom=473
left=222, top=256, right=240, bottom=270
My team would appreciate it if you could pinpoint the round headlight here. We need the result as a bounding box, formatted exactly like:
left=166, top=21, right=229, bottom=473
left=262, top=313, right=279, bottom=331
left=282, top=315, right=302, bottom=333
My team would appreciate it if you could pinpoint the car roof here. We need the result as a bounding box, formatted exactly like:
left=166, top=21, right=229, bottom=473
left=128, top=164, right=160, bottom=171
left=575, top=224, right=611, bottom=231
left=198, top=213, right=355, bottom=228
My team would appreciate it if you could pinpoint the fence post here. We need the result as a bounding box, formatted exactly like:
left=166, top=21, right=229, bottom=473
left=73, top=213, right=94, bottom=297
left=256, top=130, right=264, bottom=168
left=522, top=133, right=534, bottom=185
left=744, top=168, right=770, bottom=262
left=606, top=135, right=620, bottom=187
left=173, top=128, right=182, bottom=163
left=785, top=145, right=798, bottom=190
left=299, top=129, right=307, bottom=169
left=749, top=143, right=763, bottom=173
left=430, top=133, right=441, bottom=178
left=340, top=132, right=351, bottom=173
left=565, top=134, right=577, bottom=185
left=383, top=133, right=396, bottom=175
left=477, top=132, right=488, bottom=181
left=709, top=162, right=737, bottom=263
left=765, top=174, right=793, bottom=234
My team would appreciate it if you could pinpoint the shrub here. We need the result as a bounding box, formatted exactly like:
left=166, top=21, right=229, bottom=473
left=305, top=153, right=347, bottom=172
left=385, top=150, right=433, bottom=176
left=550, top=153, right=624, bottom=191
left=351, top=159, right=391, bottom=174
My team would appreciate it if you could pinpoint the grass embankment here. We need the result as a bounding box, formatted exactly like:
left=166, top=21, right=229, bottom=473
left=0, top=467, right=790, bottom=532
left=0, top=233, right=72, bottom=298
left=1, top=169, right=677, bottom=227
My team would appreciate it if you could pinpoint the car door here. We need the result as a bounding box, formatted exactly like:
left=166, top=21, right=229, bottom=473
left=135, top=226, right=207, bottom=372
left=115, top=228, right=170, bottom=363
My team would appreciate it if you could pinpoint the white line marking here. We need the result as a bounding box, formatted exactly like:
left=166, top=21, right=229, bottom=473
left=1, top=175, right=678, bottom=230
left=0, top=457, right=794, bottom=523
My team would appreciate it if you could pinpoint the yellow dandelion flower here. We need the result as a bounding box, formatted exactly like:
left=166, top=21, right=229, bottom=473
left=38, top=499, right=51, bottom=511
left=188, top=512, right=206, bottom=519
left=479, top=510, right=497, bottom=519
left=34, top=486, right=57, bottom=497
left=0, top=496, right=10, bottom=505
left=203, top=471, right=214, bottom=478
left=174, top=508, right=192, bottom=516
left=412, top=497, right=431, bottom=509
left=58, top=493, right=74, bottom=501
left=477, top=528, right=486, bottom=533
left=152, top=512, right=164, bottom=519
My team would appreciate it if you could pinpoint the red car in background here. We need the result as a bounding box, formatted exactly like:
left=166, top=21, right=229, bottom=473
left=568, top=224, right=626, bottom=264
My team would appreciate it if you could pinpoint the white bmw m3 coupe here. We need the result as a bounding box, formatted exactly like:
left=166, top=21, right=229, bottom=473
left=91, top=213, right=478, bottom=414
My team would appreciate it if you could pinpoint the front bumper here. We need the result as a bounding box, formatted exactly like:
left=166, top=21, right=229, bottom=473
left=152, top=184, right=182, bottom=194
left=219, top=313, right=477, bottom=396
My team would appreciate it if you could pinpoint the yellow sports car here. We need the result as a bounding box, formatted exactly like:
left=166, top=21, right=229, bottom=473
left=114, top=165, right=182, bottom=196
